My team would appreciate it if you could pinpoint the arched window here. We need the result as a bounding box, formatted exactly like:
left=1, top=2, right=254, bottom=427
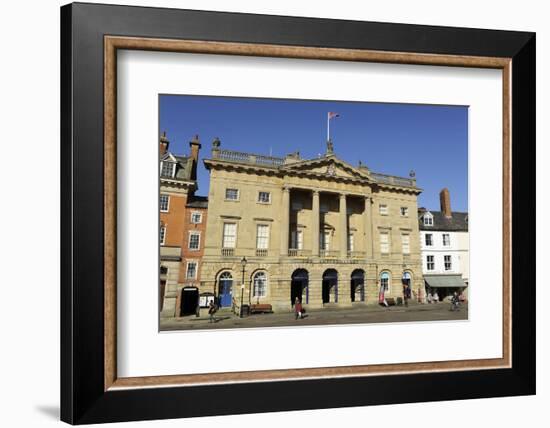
left=402, top=271, right=412, bottom=286
left=253, top=271, right=268, bottom=297
left=219, top=271, right=232, bottom=281
left=380, top=271, right=391, bottom=293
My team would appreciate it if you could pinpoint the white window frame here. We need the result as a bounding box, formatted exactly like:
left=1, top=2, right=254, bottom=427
left=225, top=188, right=239, bottom=201
left=348, top=233, right=354, bottom=252
left=222, top=222, right=237, bottom=248
left=379, top=204, right=389, bottom=215
left=190, top=211, right=202, bottom=224
left=426, top=255, right=435, bottom=270
left=160, top=224, right=166, bottom=246
left=442, top=233, right=451, bottom=246
left=257, top=191, right=271, bottom=204
left=255, top=224, right=270, bottom=249
left=425, top=233, right=433, bottom=246
left=321, top=230, right=331, bottom=251
left=380, top=231, right=390, bottom=254
left=159, top=194, right=170, bottom=212
left=401, top=233, right=410, bottom=254
left=253, top=271, right=268, bottom=297
left=400, top=206, right=409, bottom=217
left=188, top=231, right=201, bottom=251
left=160, top=161, right=176, bottom=178
left=291, top=229, right=303, bottom=250
left=423, top=213, right=433, bottom=226
left=186, top=260, right=198, bottom=279
left=444, top=255, right=452, bottom=271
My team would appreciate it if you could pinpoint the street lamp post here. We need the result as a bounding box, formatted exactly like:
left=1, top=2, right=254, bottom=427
left=240, top=256, right=247, bottom=318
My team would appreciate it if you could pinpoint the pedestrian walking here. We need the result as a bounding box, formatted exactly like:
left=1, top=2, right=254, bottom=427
left=450, top=291, right=460, bottom=311
left=294, top=297, right=304, bottom=319
left=208, top=300, right=218, bottom=323
left=433, top=291, right=439, bottom=303
left=402, top=283, right=409, bottom=307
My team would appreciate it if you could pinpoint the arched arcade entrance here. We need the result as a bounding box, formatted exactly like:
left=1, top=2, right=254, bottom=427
left=290, top=269, right=309, bottom=305
left=350, top=269, right=365, bottom=302
left=322, top=269, right=338, bottom=304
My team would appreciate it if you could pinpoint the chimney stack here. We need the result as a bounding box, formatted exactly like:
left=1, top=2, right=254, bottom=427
left=189, top=135, right=201, bottom=181
left=439, top=188, right=452, bottom=218
left=189, top=134, right=201, bottom=162
left=159, top=131, right=169, bottom=155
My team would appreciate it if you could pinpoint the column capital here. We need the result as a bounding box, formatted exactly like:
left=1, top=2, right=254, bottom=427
left=340, top=193, right=347, bottom=200
left=312, top=189, right=320, bottom=195
left=282, top=186, right=291, bottom=193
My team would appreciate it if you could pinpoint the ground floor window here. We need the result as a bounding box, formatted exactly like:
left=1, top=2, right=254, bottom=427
left=380, top=271, right=390, bottom=292
left=253, top=271, right=267, bottom=297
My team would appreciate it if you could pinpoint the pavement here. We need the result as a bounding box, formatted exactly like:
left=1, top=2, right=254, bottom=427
left=160, top=301, right=468, bottom=331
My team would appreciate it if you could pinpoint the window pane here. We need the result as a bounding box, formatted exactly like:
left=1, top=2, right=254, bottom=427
left=253, top=272, right=267, bottom=297
left=191, top=212, right=202, bottom=223
left=161, top=161, right=174, bottom=177
left=402, top=234, right=410, bottom=254
left=223, top=223, right=237, bottom=248
left=187, top=262, right=197, bottom=278
left=189, top=233, right=200, bottom=249
left=160, top=225, right=166, bottom=245
left=256, top=224, right=269, bottom=249
left=225, top=188, right=239, bottom=200
left=160, top=194, right=169, bottom=211
left=380, top=232, right=389, bottom=253
left=258, top=191, right=270, bottom=203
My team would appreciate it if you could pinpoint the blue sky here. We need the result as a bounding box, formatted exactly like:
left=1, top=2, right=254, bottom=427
left=160, top=95, right=468, bottom=212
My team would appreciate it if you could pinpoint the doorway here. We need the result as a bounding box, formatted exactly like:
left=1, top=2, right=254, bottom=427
left=322, top=269, right=338, bottom=303
left=218, top=271, right=233, bottom=307
left=291, top=269, right=309, bottom=305
left=180, top=287, right=199, bottom=316
left=350, top=269, right=365, bottom=302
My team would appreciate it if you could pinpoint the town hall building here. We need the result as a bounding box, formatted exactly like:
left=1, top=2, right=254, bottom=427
left=198, top=139, right=424, bottom=313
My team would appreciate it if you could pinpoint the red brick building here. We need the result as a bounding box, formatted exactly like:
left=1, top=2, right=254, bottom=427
left=159, top=132, right=208, bottom=318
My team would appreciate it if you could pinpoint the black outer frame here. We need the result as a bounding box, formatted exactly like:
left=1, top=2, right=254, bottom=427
left=60, top=2, right=535, bottom=425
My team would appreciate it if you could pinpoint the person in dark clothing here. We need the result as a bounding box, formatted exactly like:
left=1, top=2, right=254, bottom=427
left=208, top=300, right=218, bottom=323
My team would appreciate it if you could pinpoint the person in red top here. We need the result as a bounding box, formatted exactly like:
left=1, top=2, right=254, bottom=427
left=294, top=297, right=304, bottom=320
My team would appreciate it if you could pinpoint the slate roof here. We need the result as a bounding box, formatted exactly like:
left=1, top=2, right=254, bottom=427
left=173, top=155, right=193, bottom=181
left=186, top=195, right=208, bottom=208
left=418, top=210, right=468, bottom=232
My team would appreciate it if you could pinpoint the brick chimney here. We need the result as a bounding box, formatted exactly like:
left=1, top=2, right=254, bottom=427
left=439, top=188, right=452, bottom=218
left=159, top=131, right=169, bottom=155
left=189, top=135, right=201, bottom=162
left=189, top=135, right=201, bottom=180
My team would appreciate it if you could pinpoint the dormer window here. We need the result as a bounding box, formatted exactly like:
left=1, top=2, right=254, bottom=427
left=423, top=213, right=434, bottom=226
left=160, top=161, right=176, bottom=178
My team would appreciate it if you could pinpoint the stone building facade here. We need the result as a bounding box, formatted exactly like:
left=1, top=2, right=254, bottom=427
left=199, top=140, right=424, bottom=313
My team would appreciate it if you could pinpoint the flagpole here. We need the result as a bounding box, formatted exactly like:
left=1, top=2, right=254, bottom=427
left=327, top=113, right=330, bottom=141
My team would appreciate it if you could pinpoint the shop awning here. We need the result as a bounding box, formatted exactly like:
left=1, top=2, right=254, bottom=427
left=424, top=275, right=466, bottom=288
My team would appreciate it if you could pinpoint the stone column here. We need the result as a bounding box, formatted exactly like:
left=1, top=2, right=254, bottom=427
left=339, top=193, right=348, bottom=258
left=311, top=190, right=320, bottom=257
left=280, top=187, right=290, bottom=256
left=364, top=196, right=373, bottom=259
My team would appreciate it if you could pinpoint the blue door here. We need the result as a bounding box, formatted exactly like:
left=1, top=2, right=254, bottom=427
left=218, top=272, right=233, bottom=307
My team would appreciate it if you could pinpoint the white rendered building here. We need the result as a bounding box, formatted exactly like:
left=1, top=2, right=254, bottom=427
left=418, top=188, right=469, bottom=301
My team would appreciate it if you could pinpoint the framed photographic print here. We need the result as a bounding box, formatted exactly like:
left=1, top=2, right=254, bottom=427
left=61, top=2, right=535, bottom=424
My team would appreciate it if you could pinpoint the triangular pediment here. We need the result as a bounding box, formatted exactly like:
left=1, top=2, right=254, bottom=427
left=161, top=152, right=177, bottom=163
left=281, top=155, right=370, bottom=181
